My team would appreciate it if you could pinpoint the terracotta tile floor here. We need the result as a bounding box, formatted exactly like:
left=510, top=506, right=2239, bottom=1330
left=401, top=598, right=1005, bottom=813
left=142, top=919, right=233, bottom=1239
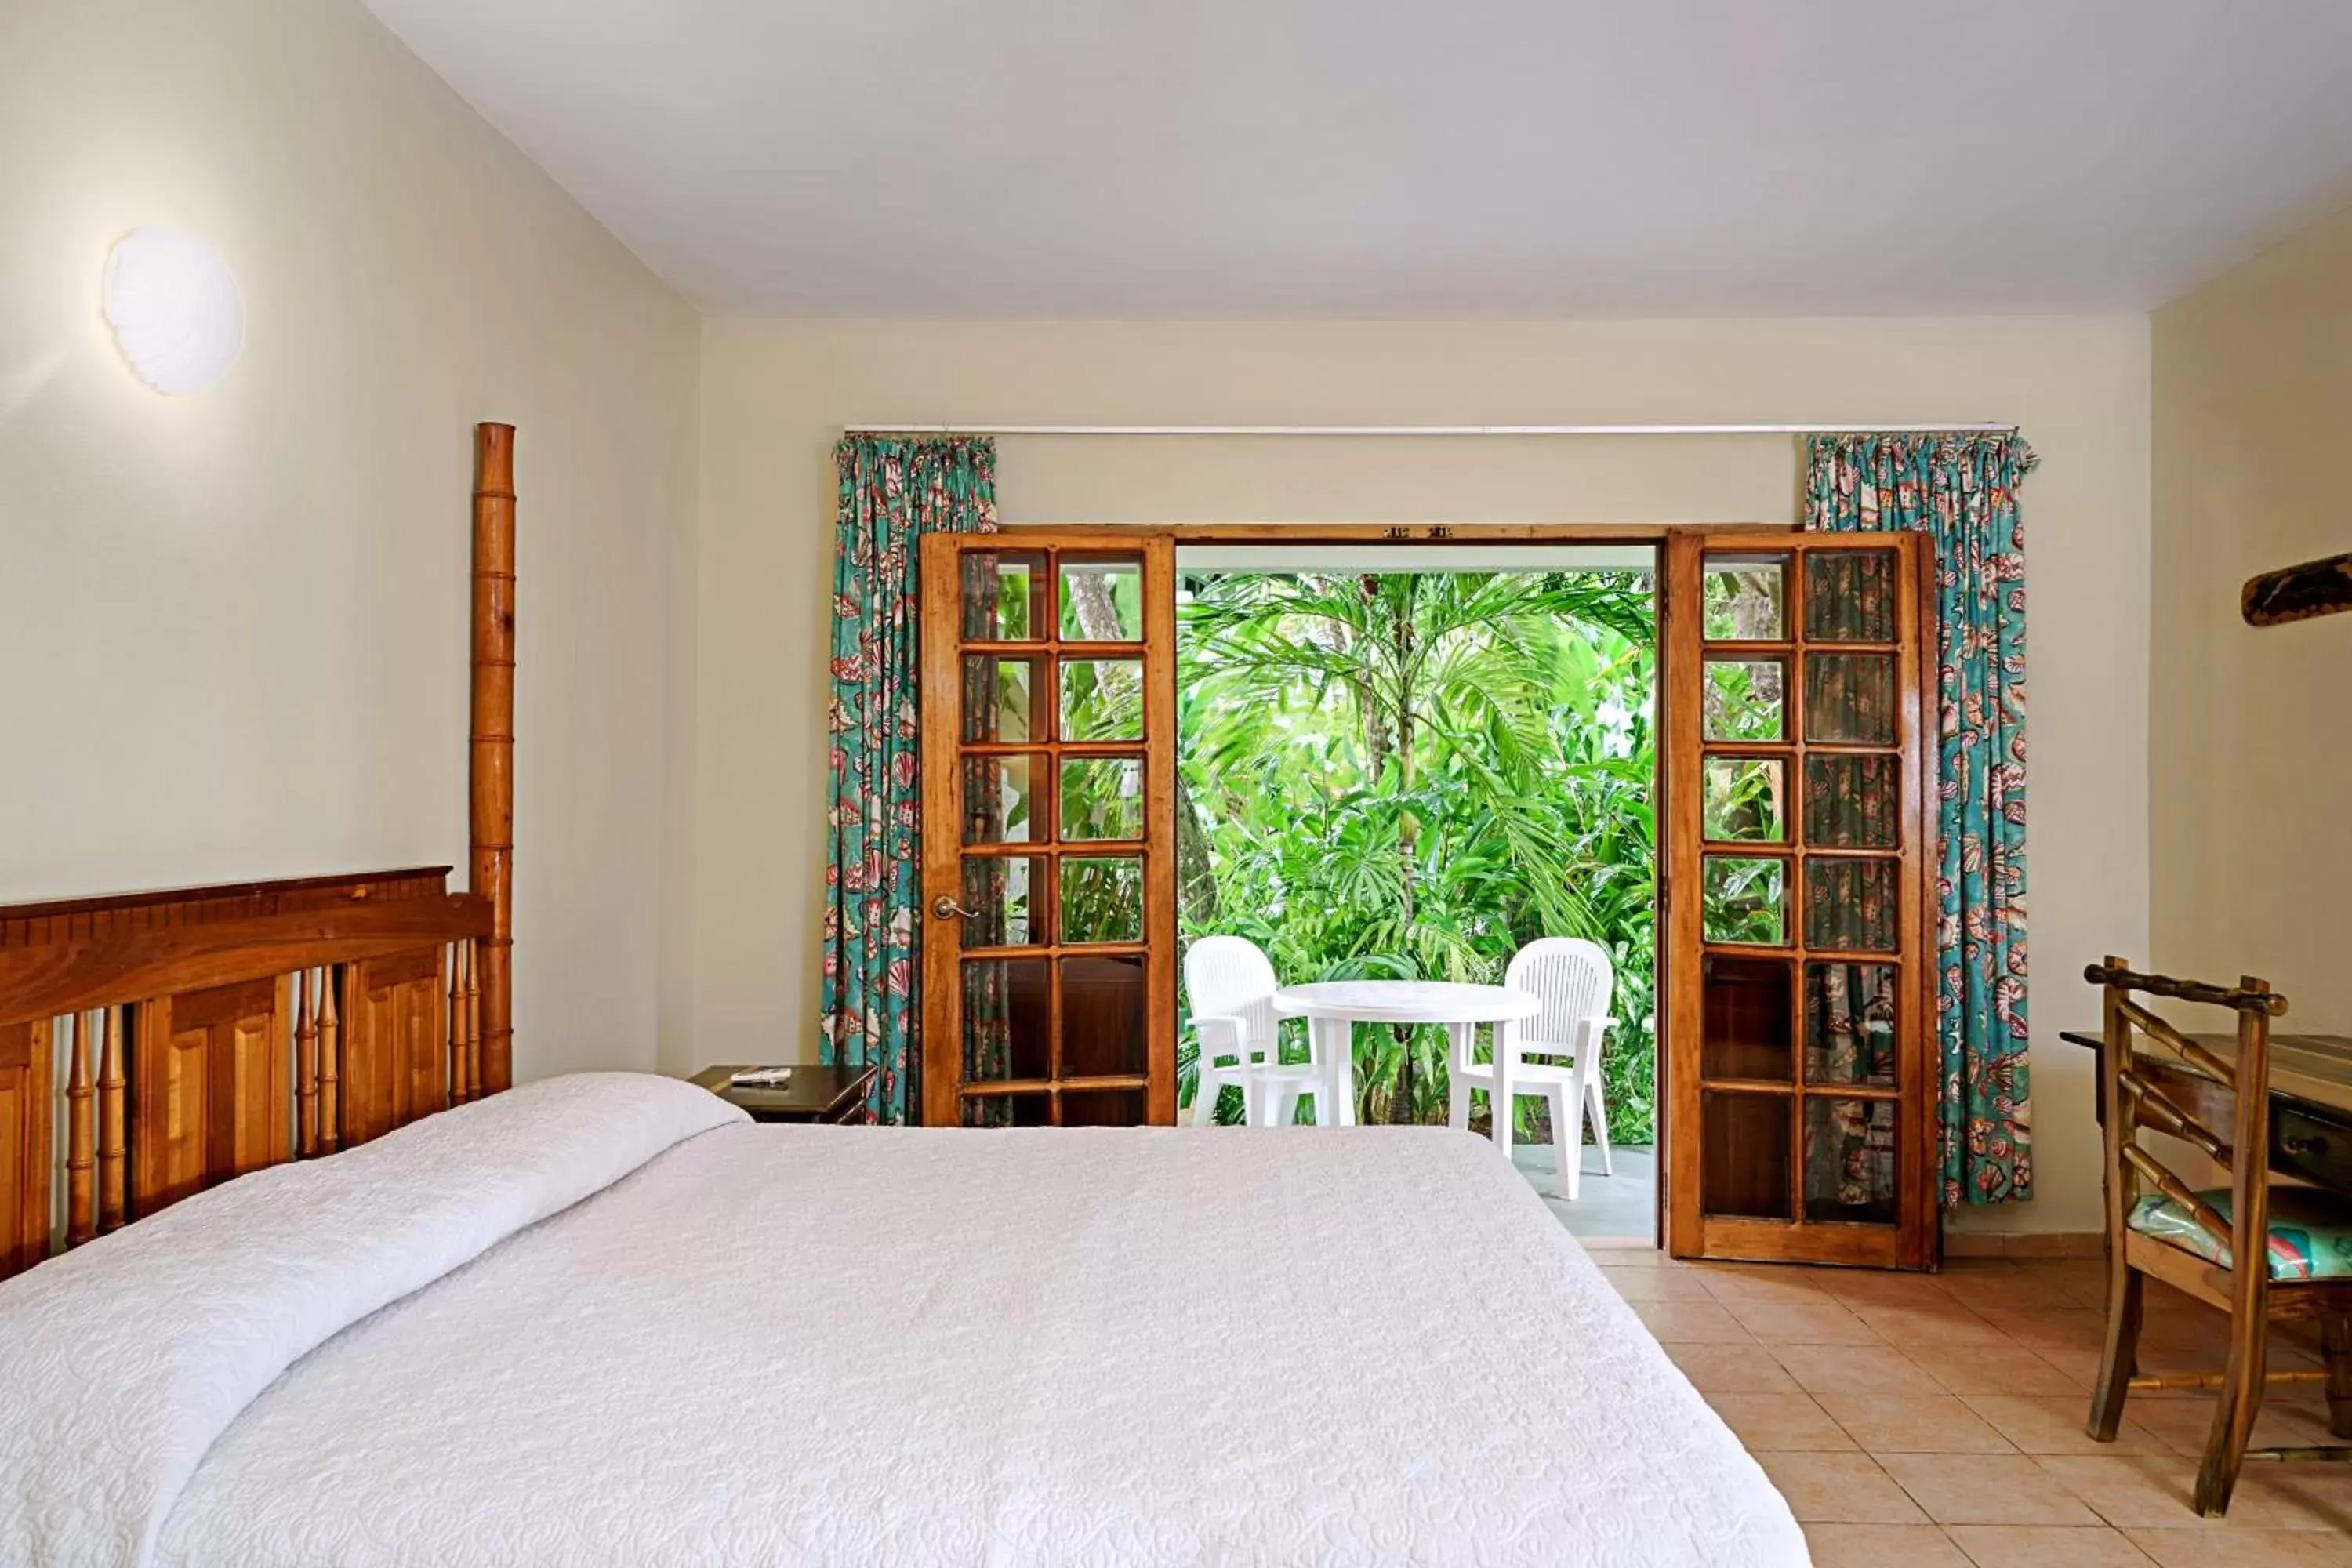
left=1586, top=1242, right=2352, bottom=1566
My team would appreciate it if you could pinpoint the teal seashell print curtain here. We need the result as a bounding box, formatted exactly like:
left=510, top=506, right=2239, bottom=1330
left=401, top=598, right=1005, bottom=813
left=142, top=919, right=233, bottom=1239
left=1805, top=432, right=2038, bottom=1205
left=820, top=435, right=998, bottom=1123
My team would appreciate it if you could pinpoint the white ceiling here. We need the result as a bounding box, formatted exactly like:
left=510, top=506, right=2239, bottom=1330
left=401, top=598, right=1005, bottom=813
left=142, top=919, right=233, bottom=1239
left=361, top=0, right=2352, bottom=318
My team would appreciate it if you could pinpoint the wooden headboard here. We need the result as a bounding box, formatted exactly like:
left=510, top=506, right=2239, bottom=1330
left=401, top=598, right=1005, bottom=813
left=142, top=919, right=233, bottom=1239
left=0, top=424, right=520, bottom=1282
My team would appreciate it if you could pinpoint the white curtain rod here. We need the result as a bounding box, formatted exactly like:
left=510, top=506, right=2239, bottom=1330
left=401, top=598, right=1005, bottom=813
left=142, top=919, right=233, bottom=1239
left=844, top=421, right=2017, bottom=437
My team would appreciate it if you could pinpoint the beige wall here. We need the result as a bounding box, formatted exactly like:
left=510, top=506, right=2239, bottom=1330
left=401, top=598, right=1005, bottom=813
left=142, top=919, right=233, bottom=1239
left=2152, top=204, right=2352, bottom=1038
left=697, top=317, right=2151, bottom=1232
left=0, top=0, right=701, bottom=1079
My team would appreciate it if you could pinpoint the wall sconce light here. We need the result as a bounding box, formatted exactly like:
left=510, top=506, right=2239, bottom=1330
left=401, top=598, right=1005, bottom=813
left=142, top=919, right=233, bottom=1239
left=101, top=227, right=245, bottom=395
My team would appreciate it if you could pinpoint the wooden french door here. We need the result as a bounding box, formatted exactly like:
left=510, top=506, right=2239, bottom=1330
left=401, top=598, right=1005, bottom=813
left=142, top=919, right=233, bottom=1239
left=1663, top=528, right=1940, bottom=1269
left=917, top=531, right=1179, bottom=1127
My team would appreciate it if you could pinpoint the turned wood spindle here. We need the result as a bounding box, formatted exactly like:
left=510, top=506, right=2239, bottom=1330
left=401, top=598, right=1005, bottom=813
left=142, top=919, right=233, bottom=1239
left=66, top=1016, right=95, bottom=1247
left=296, top=969, right=320, bottom=1157
left=446, top=942, right=470, bottom=1105
left=97, top=1007, right=126, bottom=1234
left=319, top=969, right=342, bottom=1154
left=465, top=938, right=482, bottom=1102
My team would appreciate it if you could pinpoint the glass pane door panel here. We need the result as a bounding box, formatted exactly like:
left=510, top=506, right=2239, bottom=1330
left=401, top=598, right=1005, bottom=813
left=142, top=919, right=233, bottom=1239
left=960, top=552, right=1045, bottom=641
left=1804, top=654, right=1896, bottom=744
left=1058, top=557, right=1145, bottom=641
left=1704, top=659, right=1785, bottom=740
left=1059, top=659, right=1145, bottom=741
left=1063, top=1088, right=1148, bottom=1126
left=1667, top=531, right=1928, bottom=1262
left=1060, top=955, right=1148, bottom=1076
left=1703, top=1092, right=1792, bottom=1218
left=1702, top=557, right=1788, bottom=641
left=1805, top=754, right=1900, bottom=848
left=1704, top=855, right=1788, bottom=946
left=962, top=958, right=1050, bottom=1082
left=962, top=856, right=1042, bottom=947
left=962, top=1091, right=1051, bottom=1128
left=963, top=655, right=1040, bottom=743
left=1805, top=964, right=1900, bottom=1086
left=1703, top=757, right=1785, bottom=842
left=1804, top=858, right=1900, bottom=952
left=926, top=531, right=1171, bottom=1134
left=1060, top=856, right=1143, bottom=944
left=1059, top=756, right=1144, bottom=841
left=1701, top=956, right=1793, bottom=1081
left=1806, top=551, right=1900, bottom=642
left=961, top=755, right=1037, bottom=844
left=1804, top=1098, right=1899, bottom=1224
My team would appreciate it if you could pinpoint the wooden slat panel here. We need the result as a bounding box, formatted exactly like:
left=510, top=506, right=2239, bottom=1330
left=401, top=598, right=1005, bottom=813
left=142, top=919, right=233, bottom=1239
left=0, top=1020, right=50, bottom=1280
left=342, top=948, right=448, bottom=1147
left=133, top=977, right=292, bottom=1216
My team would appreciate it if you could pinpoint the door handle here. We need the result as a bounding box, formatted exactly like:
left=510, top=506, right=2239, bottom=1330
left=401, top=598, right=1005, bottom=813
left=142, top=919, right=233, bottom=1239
left=931, top=895, right=982, bottom=920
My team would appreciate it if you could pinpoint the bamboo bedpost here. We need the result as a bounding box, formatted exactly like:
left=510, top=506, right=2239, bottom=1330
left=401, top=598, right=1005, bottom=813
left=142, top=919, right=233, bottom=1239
left=472, top=423, right=517, bottom=1094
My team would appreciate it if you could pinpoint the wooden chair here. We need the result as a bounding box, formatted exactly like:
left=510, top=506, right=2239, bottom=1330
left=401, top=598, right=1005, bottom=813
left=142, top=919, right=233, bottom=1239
left=2085, top=959, right=2352, bottom=1515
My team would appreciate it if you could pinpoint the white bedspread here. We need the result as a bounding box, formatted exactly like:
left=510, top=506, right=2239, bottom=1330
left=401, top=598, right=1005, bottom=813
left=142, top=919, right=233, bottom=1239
left=2, top=1073, right=1806, bottom=1566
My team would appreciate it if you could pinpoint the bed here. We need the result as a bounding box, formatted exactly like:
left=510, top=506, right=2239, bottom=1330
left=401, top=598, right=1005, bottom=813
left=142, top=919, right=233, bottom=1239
left=0, top=426, right=1803, bottom=1564
left=1, top=1073, right=1805, bottom=1566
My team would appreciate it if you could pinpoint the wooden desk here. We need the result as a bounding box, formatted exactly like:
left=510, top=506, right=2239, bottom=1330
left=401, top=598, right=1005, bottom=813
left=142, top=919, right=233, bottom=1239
left=2062, top=1029, right=2352, bottom=1196
left=688, top=1063, right=876, bottom=1124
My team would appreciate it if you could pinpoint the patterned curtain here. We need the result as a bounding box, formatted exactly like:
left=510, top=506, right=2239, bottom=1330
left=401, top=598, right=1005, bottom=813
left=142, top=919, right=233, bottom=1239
left=821, top=436, right=998, bottom=1123
left=1804, top=432, right=2038, bottom=1206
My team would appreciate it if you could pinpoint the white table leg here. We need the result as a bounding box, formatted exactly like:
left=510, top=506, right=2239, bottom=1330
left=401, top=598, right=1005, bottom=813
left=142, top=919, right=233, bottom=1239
left=1445, top=1021, right=1472, bottom=1132
left=1322, top=1017, right=1357, bottom=1126
left=1491, top=1017, right=1516, bottom=1161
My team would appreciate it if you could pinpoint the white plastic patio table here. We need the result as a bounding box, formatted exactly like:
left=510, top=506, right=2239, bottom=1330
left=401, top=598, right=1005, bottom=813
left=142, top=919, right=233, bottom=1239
left=1272, top=980, right=1541, bottom=1127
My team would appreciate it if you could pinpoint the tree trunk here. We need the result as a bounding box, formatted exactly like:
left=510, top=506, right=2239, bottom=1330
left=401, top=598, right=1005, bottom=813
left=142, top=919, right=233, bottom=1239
left=1390, top=577, right=1419, bottom=929
left=1066, top=570, right=1123, bottom=641
left=1174, top=771, right=1218, bottom=924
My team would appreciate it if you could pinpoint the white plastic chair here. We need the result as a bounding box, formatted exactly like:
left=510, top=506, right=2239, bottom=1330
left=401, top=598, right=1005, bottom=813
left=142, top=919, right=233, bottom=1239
left=1451, top=937, right=1616, bottom=1198
left=1182, top=937, right=1327, bottom=1126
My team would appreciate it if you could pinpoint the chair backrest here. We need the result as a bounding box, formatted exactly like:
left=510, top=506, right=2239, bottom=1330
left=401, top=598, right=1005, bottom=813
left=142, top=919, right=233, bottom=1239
left=1506, top=937, right=1614, bottom=1048
left=1184, top=936, right=1279, bottom=1062
left=2086, top=957, right=2285, bottom=1298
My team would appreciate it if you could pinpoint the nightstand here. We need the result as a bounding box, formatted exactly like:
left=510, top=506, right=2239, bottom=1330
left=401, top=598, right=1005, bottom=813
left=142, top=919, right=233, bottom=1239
left=688, top=1063, right=877, bottom=1123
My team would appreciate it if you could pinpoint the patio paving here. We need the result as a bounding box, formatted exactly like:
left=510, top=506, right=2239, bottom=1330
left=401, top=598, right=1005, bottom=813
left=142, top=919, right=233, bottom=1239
left=1511, top=1141, right=1658, bottom=1243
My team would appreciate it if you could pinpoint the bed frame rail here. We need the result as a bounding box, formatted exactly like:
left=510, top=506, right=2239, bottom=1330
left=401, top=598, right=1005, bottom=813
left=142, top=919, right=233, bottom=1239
left=0, top=869, right=494, bottom=1279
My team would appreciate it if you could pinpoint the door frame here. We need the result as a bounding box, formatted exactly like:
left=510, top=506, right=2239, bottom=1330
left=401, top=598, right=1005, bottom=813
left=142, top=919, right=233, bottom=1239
left=1660, top=527, right=1942, bottom=1269
left=916, top=521, right=1788, bottom=1253
left=918, top=530, right=1180, bottom=1130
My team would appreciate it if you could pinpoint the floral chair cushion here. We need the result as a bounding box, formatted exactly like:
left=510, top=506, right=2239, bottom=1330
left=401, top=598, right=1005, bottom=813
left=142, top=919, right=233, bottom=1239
left=2128, top=1185, right=2352, bottom=1280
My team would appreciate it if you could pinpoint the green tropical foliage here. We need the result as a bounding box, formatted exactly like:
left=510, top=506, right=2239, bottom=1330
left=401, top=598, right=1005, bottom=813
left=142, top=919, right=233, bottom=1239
left=1174, top=568, right=1660, bottom=1142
